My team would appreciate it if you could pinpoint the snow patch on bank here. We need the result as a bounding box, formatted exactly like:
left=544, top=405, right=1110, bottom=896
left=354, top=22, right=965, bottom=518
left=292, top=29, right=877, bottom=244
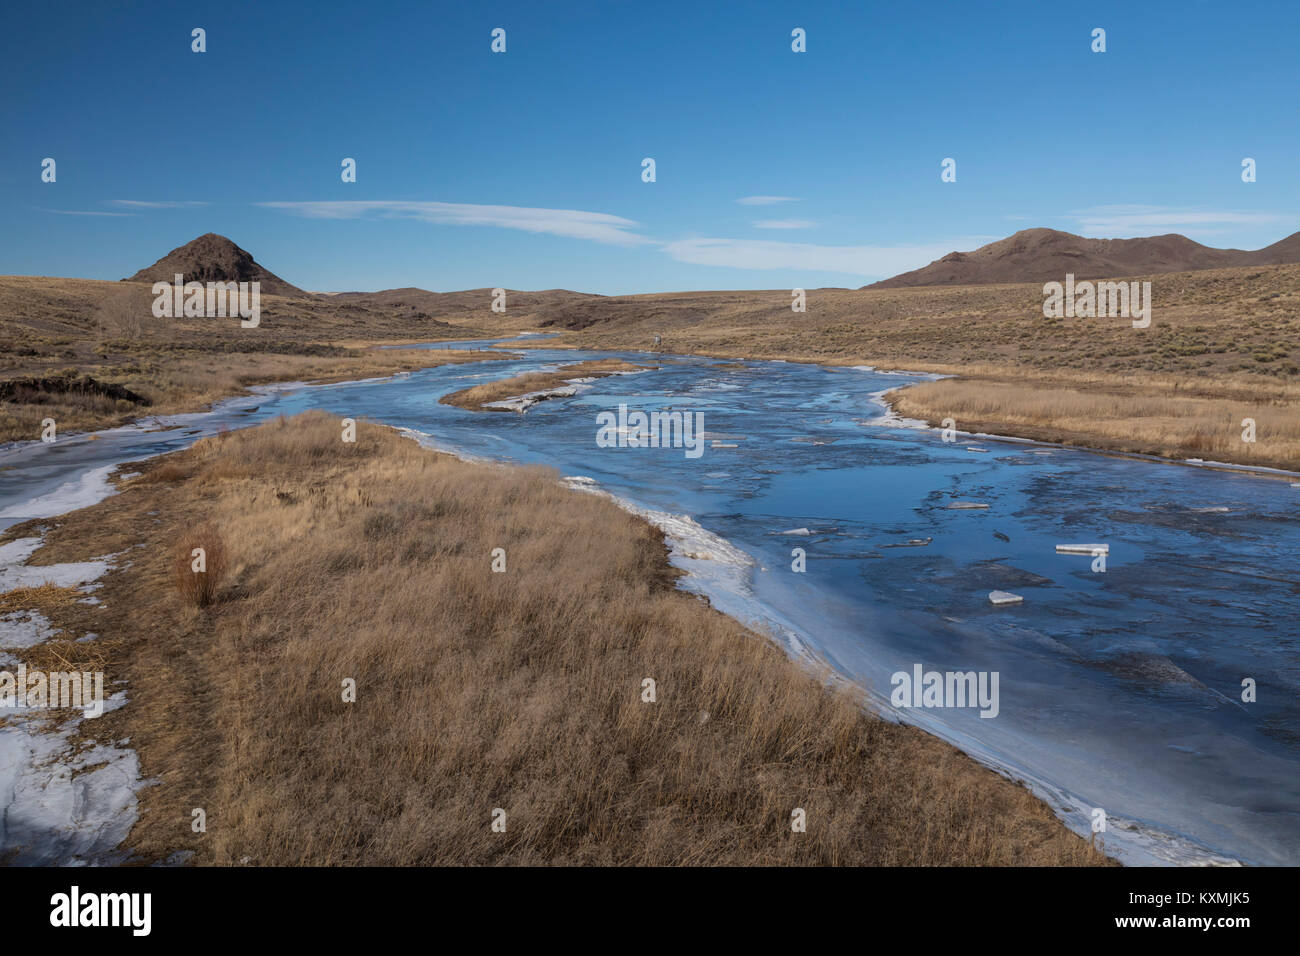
left=0, top=693, right=138, bottom=865
left=0, top=514, right=138, bottom=864
left=0, top=538, right=113, bottom=593
left=0, top=610, right=58, bottom=649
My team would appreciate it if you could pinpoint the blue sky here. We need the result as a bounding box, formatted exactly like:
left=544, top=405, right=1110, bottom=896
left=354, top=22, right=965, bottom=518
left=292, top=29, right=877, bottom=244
left=2, top=0, right=1296, bottom=293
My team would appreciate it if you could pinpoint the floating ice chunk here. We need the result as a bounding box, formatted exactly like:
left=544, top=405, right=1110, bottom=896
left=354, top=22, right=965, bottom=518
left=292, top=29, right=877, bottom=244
left=881, top=536, right=932, bottom=548
left=988, top=590, right=1024, bottom=606
left=1056, top=543, right=1109, bottom=555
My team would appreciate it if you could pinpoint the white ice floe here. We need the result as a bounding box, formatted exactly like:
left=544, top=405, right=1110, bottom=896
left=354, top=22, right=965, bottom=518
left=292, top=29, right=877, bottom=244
left=1056, top=543, right=1109, bottom=555
left=881, top=536, right=932, bottom=548
left=988, top=590, right=1024, bottom=606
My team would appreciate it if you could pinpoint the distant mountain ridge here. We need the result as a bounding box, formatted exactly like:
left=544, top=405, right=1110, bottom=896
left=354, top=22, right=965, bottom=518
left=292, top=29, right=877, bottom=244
left=867, top=228, right=1300, bottom=288
left=127, top=233, right=306, bottom=297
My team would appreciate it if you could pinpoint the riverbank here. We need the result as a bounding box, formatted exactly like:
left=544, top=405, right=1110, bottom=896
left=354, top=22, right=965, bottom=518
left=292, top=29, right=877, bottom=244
left=0, top=343, right=508, bottom=444
left=0, top=412, right=1112, bottom=865
left=0, top=275, right=506, bottom=443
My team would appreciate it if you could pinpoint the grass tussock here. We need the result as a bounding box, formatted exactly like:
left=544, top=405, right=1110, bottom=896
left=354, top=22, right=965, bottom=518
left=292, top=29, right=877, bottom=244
left=441, top=359, right=650, bottom=411
left=24, top=411, right=1112, bottom=866
left=172, top=522, right=227, bottom=608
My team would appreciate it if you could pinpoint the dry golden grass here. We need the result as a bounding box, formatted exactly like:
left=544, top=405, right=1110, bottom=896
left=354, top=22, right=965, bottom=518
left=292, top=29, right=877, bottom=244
left=19, top=635, right=121, bottom=679
left=0, top=583, right=80, bottom=615
left=5, top=412, right=1113, bottom=866
left=440, top=359, right=650, bottom=411
left=889, top=376, right=1300, bottom=469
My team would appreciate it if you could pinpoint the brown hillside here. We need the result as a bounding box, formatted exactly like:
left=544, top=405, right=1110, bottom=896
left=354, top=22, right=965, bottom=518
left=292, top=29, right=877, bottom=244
left=868, top=228, right=1300, bottom=288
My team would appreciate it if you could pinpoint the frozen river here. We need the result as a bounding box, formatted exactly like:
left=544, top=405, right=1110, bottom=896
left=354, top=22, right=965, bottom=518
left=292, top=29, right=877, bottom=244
left=3, top=338, right=1297, bottom=866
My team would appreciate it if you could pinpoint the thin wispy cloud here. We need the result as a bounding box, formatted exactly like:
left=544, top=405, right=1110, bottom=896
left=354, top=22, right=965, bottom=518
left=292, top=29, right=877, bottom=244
left=661, top=237, right=996, bottom=277
left=753, top=219, right=817, bottom=230
left=1068, top=205, right=1289, bottom=237
left=107, top=200, right=209, bottom=209
left=735, top=196, right=801, bottom=206
left=260, top=198, right=991, bottom=278
left=260, top=200, right=650, bottom=246
left=44, top=209, right=135, bottom=217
